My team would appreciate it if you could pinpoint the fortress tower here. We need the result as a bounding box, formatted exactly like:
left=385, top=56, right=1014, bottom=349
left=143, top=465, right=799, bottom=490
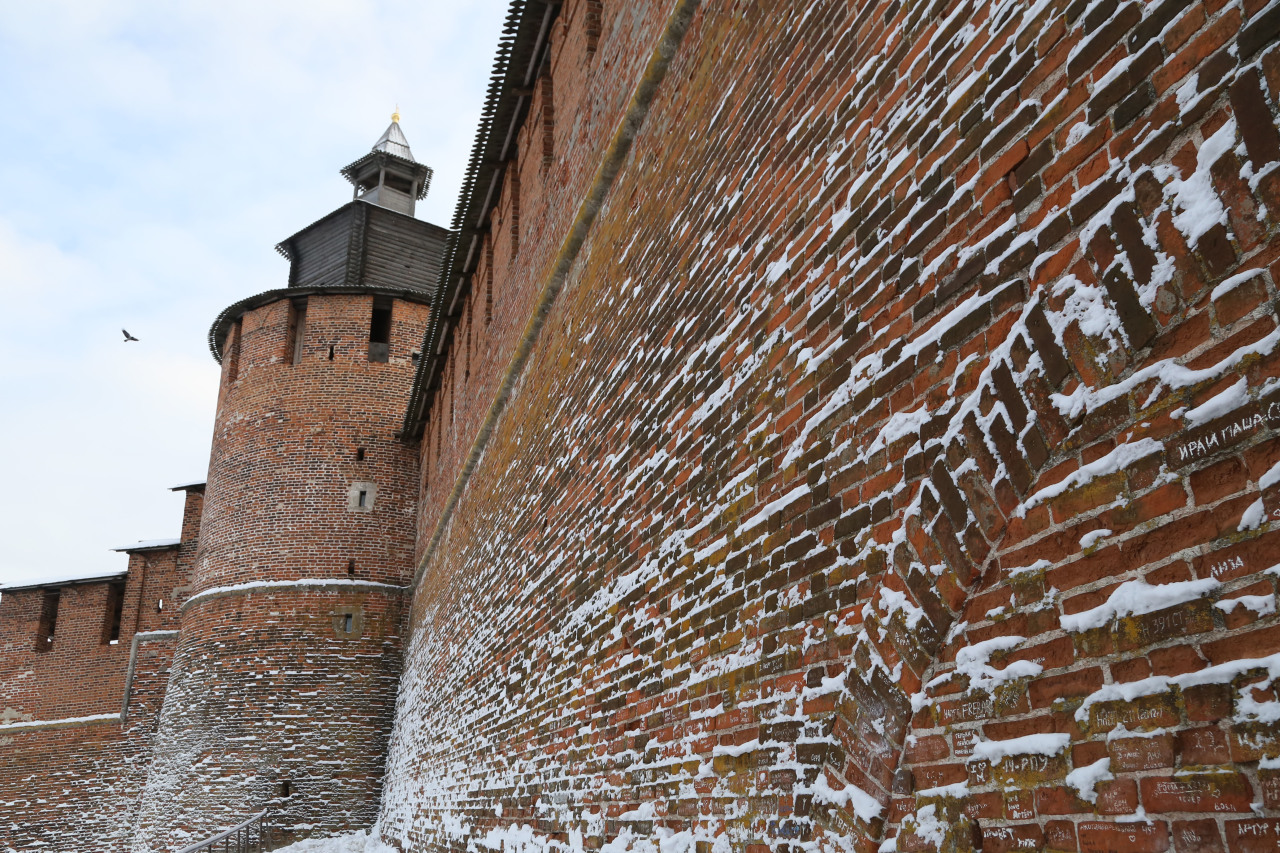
left=131, top=117, right=446, bottom=849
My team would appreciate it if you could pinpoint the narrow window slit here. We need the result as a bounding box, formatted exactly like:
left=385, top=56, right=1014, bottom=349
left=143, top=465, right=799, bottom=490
left=585, top=0, right=602, bottom=55
left=226, top=320, right=242, bottom=383
left=286, top=298, right=307, bottom=364
left=35, top=589, right=59, bottom=652
left=540, top=73, right=555, bottom=167
left=510, top=161, right=520, bottom=256
left=369, top=296, right=392, bottom=363
left=103, top=581, right=126, bottom=645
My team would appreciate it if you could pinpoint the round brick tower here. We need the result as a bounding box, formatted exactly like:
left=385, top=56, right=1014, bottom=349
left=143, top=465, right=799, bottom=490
left=132, top=118, right=446, bottom=850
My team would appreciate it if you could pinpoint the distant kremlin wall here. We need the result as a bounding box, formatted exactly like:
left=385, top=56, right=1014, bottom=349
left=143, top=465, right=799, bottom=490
left=5, top=1, right=1280, bottom=851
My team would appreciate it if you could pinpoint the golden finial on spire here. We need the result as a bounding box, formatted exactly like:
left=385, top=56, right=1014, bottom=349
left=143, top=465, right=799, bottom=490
left=391, top=105, right=401, bottom=123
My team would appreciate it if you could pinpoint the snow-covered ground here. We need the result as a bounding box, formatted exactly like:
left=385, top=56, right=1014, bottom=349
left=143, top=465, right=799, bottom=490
left=272, top=830, right=397, bottom=853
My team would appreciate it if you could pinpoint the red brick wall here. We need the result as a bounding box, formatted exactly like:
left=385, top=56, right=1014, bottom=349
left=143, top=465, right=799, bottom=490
left=0, top=502, right=195, bottom=724
left=164, top=485, right=205, bottom=620
left=0, top=631, right=177, bottom=851
left=411, top=0, right=674, bottom=564
left=0, top=581, right=132, bottom=720
left=384, top=1, right=1280, bottom=851
left=0, top=487, right=198, bottom=849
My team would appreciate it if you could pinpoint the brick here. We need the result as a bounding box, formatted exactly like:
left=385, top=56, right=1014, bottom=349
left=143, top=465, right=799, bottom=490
left=1116, top=599, right=1215, bottom=652
left=1190, top=455, right=1249, bottom=506
left=1178, top=725, right=1230, bottom=765
left=1110, top=202, right=1157, bottom=284
left=1241, top=4, right=1280, bottom=58
left=981, top=822, right=1044, bottom=853
left=1109, top=732, right=1174, bottom=771
left=1085, top=690, right=1181, bottom=733
left=1097, top=776, right=1140, bottom=814
left=1045, top=818, right=1078, bottom=851
left=1227, top=820, right=1280, bottom=853
left=1231, top=68, right=1280, bottom=165
left=1025, top=302, right=1073, bottom=387
left=1213, top=269, right=1270, bottom=326
left=1197, top=222, right=1239, bottom=279
left=1172, top=819, right=1225, bottom=853
left=1149, top=643, right=1206, bottom=676
left=1204, top=623, right=1280, bottom=665
left=1067, top=3, right=1143, bottom=80
left=1078, top=820, right=1169, bottom=853
left=1168, top=389, right=1280, bottom=469
left=1230, top=721, right=1280, bottom=761
left=1114, top=80, right=1155, bottom=128
left=1262, top=769, right=1280, bottom=809
left=1101, top=266, right=1157, bottom=349
left=1029, top=667, right=1103, bottom=709
left=1184, top=683, right=1233, bottom=722
left=1141, top=771, right=1253, bottom=812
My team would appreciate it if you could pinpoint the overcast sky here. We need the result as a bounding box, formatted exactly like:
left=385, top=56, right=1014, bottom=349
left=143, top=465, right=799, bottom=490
left=0, top=1, right=509, bottom=586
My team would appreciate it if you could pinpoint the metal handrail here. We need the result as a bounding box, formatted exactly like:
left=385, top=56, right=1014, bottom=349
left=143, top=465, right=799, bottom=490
left=173, top=810, right=271, bottom=853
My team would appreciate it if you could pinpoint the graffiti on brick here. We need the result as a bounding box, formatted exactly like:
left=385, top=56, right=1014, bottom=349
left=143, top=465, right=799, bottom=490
left=1172, top=400, right=1280, bottom=466
left=1209, top=554, right=1247, bottom=579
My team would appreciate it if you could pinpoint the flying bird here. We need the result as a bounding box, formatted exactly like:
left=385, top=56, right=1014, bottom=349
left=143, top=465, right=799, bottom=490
left=122, top=329, right=139, bottom=342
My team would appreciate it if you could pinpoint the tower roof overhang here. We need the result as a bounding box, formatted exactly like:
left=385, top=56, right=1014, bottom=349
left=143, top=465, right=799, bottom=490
left=112, top=539, right=181, bottom=553
left=340, top=150, right=433, bottom=200
left=0, top=570, right=128, bottom=593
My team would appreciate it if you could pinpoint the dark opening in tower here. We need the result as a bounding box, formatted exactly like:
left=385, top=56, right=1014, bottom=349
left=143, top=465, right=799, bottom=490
left=34, top=589, right=59, bottom=652
left=102, top=581, right=126, bottom=645
left=286, top=298, right=308, bottom=365
left=226, top=319, right=242, bottom=383
left=369, top=296, right=393, bottom=363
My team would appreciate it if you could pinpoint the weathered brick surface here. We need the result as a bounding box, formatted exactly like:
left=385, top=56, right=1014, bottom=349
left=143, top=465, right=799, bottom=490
left=380, top=0, right=1280, bottom=850
left=0, top=490, right=197, bottom=724
left=196, top=293, right=427, bottom=593
left=130, top=588, right=405, bottom=851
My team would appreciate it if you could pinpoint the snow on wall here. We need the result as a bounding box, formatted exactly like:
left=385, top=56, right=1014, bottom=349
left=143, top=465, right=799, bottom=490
left=374, top=0, right=1280, bottom=850
left=0, top=632, right=177, bottom=851
left=127, top=589, right=407, bottom=853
